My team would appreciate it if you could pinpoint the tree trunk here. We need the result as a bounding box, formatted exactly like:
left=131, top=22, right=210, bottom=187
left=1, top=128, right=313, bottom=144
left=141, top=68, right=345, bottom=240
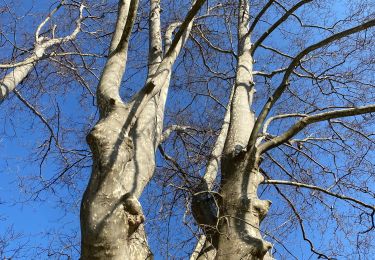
left=214, top=0, right=272, bottom=259
left=216, top=154, right=272, bottom=260
left=79, top=0, right=206, bottom=257
left=80, top=104, right=152, bottom=259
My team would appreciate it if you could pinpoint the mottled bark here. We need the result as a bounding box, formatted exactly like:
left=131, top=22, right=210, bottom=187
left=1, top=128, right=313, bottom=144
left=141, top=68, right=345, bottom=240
left=80, top=0, right=205, bottom=258
left=80, top=1, right=148, bottom=258
left=81, top=105, right=151, bottom=259
left=0, top=3, right=84, bottom=102
left=0, top=51, right=43, bottom=101
left=217, top=157, right=272, bottom=260
left=215, top=1, right=272, bottom=259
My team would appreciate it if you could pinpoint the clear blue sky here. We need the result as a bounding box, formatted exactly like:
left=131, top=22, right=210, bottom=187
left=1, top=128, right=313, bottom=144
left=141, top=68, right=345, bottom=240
left=1, top=0, right=374, bottom=259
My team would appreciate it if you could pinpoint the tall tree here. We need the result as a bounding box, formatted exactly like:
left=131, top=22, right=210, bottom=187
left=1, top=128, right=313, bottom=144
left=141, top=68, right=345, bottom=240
left=0, top=0, right=374, bottom=259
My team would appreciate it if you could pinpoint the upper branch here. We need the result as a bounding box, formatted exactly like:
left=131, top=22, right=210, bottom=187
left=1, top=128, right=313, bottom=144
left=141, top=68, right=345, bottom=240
left=247, top=18, right=375, bottom=150
left=41, top=3, right=85, bottom=48
left=258, top=105, right=375, bottom=153
left=251, top=0, right=313, bottom=55
left=164, top=0, right=206, bottom=59
left=0, top=3, right=85, bottom=102
left=263, top=179, right=374, bottom=210
left=121, top=0, right=206, bottom=136
left=35, top=0, right=65, bottom=42
left=148, top=0, right=163, bottom=73
left=248, top=0, right=275, bottom=35
left=96, top=0, right=139, bottom=115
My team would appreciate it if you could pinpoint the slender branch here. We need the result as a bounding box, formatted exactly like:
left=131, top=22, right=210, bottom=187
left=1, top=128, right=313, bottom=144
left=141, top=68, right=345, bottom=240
left=253, top=67, right=288, bottom=78
left=262, top=113, right=307, bottom=135
left=248, top=18, right=375, bottom=150
left=248, top=0, right=275, bottom=34
left=159, top=125, right=197, bottom=144
left=263, top=180, right=374, bottom=210
left=40, top=3, right=85, bottom=48
left=258, top=44, right=293, bottom=59
left=271, top=183, right=331, bottom=259
left=259, top=105, right=375, bottom=153
left=35, top=0, right=65, bottom=42
left=0, top=3, right=85, bottom=102
left=158, top=145, right=193, bottom=187
left=251, top=0, right=313, bottom=55
left=194, top=27, right=235, bottom=56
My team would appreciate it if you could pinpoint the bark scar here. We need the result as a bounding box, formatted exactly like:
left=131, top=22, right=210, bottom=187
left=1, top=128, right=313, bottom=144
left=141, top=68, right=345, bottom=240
left=122, top=193, right=145, bottom=233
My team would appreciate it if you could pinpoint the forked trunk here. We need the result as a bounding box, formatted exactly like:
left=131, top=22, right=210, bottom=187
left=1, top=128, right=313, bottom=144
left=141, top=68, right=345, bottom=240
left=80, top=105, right=152, bottom=259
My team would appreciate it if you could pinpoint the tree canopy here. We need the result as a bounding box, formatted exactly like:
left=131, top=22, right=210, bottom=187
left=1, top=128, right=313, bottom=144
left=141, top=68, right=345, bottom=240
left=0, top=0, right=374, bottom=259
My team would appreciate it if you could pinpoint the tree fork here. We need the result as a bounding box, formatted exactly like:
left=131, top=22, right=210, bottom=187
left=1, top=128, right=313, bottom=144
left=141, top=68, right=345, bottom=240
left=80, top=106, right=150, bottom=259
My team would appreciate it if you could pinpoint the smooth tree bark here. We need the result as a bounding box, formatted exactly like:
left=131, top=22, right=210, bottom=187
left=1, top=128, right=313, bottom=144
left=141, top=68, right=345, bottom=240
left=32, top=0, right=373, bottom=258
left=214, top=1, right=272, bottom=259
left=189, top=1, right=375, bottom=259
left=80, top=0, right=206, bottom=258
left=0, top=2, right=84, bottom=102
left=2, top=0, right=374, bottom=259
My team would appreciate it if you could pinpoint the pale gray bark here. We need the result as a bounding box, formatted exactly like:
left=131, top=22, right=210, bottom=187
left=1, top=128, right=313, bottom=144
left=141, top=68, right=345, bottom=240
left=80, top=0, right=206, bottom=258
left=0, top=3, right=84, bottom=102
left=216, top=1, right=272, bottom=259
left=223, top=0, right=254, bottom=155
left=77, top=0, right=375, bottom=258
left=189, top=2, right=375, bottom=260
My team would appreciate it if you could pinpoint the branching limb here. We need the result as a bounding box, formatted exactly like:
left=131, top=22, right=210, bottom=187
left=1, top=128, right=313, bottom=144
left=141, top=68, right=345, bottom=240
left=248, top=18, right=375, bottom=150
left=259, top=105, right=375, bottom=153
left=248, top=0, right=275, bottom=35
left=253, top=67, right=288, bottom=78
left=263, top=180, right=374, bottom=210
left=251, top=0, right=313, bottom=55
left=159, top=125, right=198, bottom=144
left=96, top=0, right=139, bottom=115
left=271, top=183, right=331, bottom=259
left=0, top=2, right=85, bottom=102
left=121, top=0, right=206, bottom=137
left=35, top=0, right=66, bottom=42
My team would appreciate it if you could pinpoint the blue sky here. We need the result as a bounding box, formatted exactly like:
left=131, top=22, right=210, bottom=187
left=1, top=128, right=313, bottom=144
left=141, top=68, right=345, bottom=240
left=1, top=0, right=374, bottom=259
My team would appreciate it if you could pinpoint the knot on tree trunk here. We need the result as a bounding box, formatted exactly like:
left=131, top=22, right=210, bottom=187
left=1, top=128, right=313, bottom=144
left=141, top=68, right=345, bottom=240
left=248, top=198, right=271, bottom=222
left=122, top=193, right=145, bottom=234
left=244, top=236, right=273, bottom=259
left=87, top=119, right=134, bottom=171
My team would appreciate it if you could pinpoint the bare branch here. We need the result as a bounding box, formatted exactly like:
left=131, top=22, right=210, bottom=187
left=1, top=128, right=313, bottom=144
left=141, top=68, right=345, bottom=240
left=259, top=105, right=375, bottom=153
left=248, top=18, right=375, bottom=149
left=35, top=0, right=65, bottom=42
left=248, top=0, right=275, bottom=34
left=159, top=125, right=197, bottom=144
left=0, top=3, right=85, bottom=102
left=251, top=0, right=313, bottom=55
left=121, top=0, right=206, bottom=136
left=271, top=183, right=332, bottom=259
left=264, top=180, right=374, bottom=210
left=262, top=113, right=307, bottom=135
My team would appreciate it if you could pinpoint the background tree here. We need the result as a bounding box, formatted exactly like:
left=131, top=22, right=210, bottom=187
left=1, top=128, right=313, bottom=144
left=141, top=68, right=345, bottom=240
left=0, top=0, right=374, bottom=259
